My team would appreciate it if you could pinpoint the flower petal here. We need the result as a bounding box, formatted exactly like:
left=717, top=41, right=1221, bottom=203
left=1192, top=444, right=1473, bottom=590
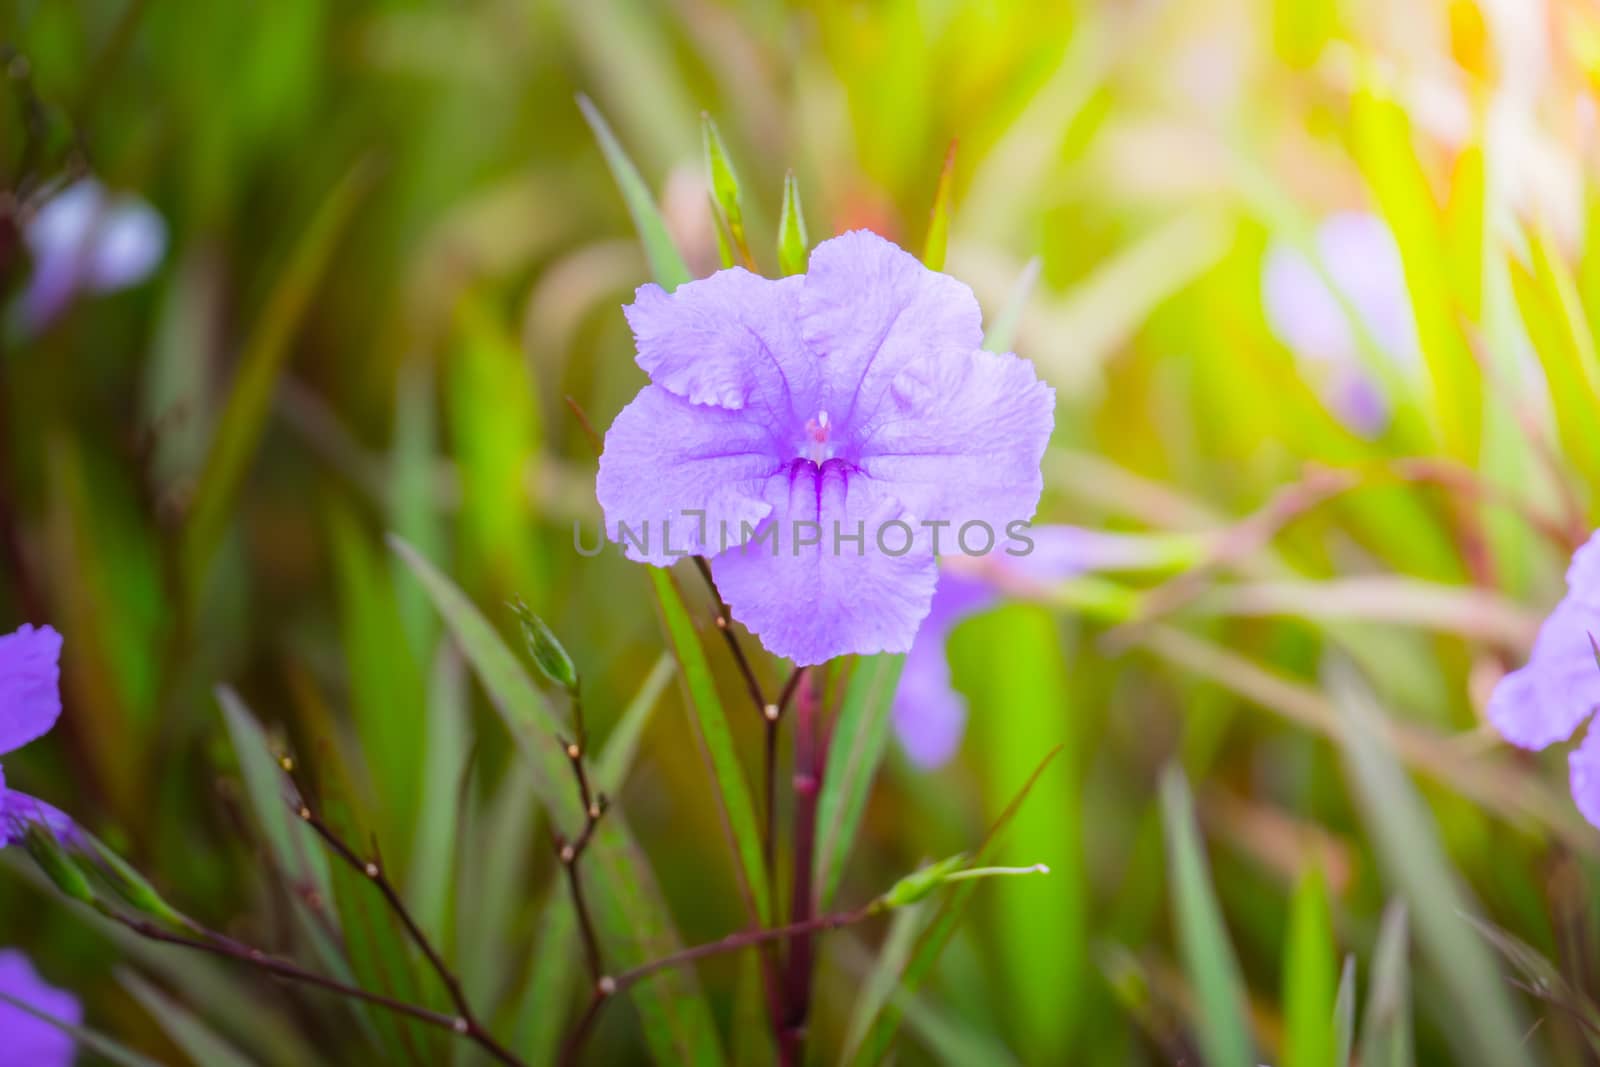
left=596, top=385, right=781, bottom=565
left=799, top=230, right=983, bottom=431
left=0, top=625, right=62, bottom=758
left=857, top=348, right=1054, bottom=535
left=0, top=782, right=79, bottom=849
left=892, top=571, right=995, bottom=769
left=711, top=462, right=937, bottom=665
left=1488, top=532, right=1600, bottom=750
left=624, top=270, right=820, bottom=419
left=0, top=949, right=80, bottom=1067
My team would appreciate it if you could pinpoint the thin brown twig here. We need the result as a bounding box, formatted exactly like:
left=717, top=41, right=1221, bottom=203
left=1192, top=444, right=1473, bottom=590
left=779, top=668, right=824, bottom=1065
left=286, top=783, right=524, bottom=1067
left=693, top=556, right=770, bottom=716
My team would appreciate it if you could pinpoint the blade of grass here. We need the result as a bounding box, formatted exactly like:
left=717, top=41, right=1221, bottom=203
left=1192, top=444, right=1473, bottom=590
left=391, top=537, right=724, bottom=1064
left=813, top=652, right=905, bottom=910
left=1358, top=901, right=1414, bottom=1067
left=1160, top=765, right=1254, bottom=1067
left=578, top=94, right=691, bottom=290
left=777, top=171, right=809, bottom=276
left=406, top=644, right=470, bottom=951
left=649, top=568, right=771, bottom=924
left=120, top=970, right=261, bottom=1067
left=922, top=141, right=956, bottom=271
left=849, top=745, right=1063, bottom=1064
left=1282, top=862, right=1337, bottom=1067
left=180, top=161, right=373, bottom=594
left=1334, top=954, right=1357, bottom=1067
left=1329, top=659, right=1529, bottom=1067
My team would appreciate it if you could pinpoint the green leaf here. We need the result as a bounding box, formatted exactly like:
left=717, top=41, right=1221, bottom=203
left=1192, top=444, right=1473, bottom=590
left=841, top=899, right=934, bottom=1063
left=180, top=161, right=373, bottom=594
left=121, top=970, right=260, bottom=1067
left=1358, top=901, right=1413, bottom=1067
left=391, top=537, right=724, bottom=1065
left=649, top=567, right=771, bottom=923
left=777, top=171, right=809, bottom=276
left=579, top=94, right=692, bottom=290
left=1330, top=661, right=1528, bottom=1067
left=1334, top=955, right=1357, bottom=1067
left=922, top=141, right=956, bottom=271
left=849, top=746, right=1062, bottom=1064
left=813, top=653, right=905, bottom=909
left=405, top=644, right=470, bottom=954
left=1282, top=863, right=1337, bottom=1067
left=511, top=599, right=580, bottom=692
left=1160, top=765, right=1254, bottom=1067
left=982, top=257, right=1040, bottom=355
left=594, top=652, right=675, bottom=794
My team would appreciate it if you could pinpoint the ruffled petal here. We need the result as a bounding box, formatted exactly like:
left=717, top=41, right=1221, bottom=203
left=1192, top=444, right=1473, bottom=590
left=0, top=625, right=62, bottom=758
left=799, top=230, right=983, bottom=432
left=1571, top=717, right=1600, bottom=829
left=711, top=462, right=937, bottom=666
left=624, top=270, right=820, bottom=421
left=856, top=348, right=1054, bottom=536
left=0, top=949, right=80, bottom=1067
left=1489, top=583, right=1600, bottom=751
left=596, top=385, right=783, bottom=565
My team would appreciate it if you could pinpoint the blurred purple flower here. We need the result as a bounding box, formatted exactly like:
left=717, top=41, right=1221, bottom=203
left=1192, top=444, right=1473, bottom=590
left=893, top=526, right=1174, bottom=768
left=597, top=230, right=1055, bottom=665
left=18, top=179, right=166, bottom=333
left=1488, top=531, right=1600, bottom=827
left=1261, top=212, right=1418, bottom=436
left=0, top=624, right=76, bottom=847
left=0, top=949, right=80, bottom=1067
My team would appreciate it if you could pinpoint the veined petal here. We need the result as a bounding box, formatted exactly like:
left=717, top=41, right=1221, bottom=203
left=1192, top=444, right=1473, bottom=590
left=857, top=349, right=1054, bottom=534
left=799, top=230, right=983, bottom=431
left=0, top=949, right=80, bottom=1067
left=596, top=385, right=779, bottom=565
left=624, top=270, right=820, bottom=421
left=0, top=625, right=62, bottom=758
left=711, top=462, right=937, bottom=665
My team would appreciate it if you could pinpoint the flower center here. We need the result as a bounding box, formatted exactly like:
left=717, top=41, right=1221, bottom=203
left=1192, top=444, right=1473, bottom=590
left=802, top=410, right=834, bottom=464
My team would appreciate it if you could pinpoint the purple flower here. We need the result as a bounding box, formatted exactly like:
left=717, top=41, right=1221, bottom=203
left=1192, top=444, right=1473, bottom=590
left=0, top=625, right=75, bottom=846
left=894, top=526, right=1178, bottom=767
left=0, top=949, right=80, bottom=1067
left=1488, top=530, right=1600, bottom=826
left=1261, top=212, right=1418, bottom=436
left=596, top=230, right=1055, bottom=665
left=17, top=179, right=166, bottom=334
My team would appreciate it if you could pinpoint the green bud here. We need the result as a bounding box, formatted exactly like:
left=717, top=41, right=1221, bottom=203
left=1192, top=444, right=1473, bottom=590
left=880, top=853, right=968, bottom=909
left=777, top=171, right=809, bottom=277
left=701, top=114, right=744, bottom=234
left=512, top=599, right=579, bottom=691
left=84, top=836, right=188, bottom=926
left=21, top=824, right=95, bottom=905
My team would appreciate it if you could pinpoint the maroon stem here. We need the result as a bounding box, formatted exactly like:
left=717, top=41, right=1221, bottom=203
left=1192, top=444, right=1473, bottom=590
left=779, top=669, right=824, bottom=1064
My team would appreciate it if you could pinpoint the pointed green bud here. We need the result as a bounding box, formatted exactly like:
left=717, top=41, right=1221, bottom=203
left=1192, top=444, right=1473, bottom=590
left=880, top=853, right=968, bottom=909
left=701, top=114, right=747, bottom=252
left=709, top=194, right=737, bottom=270
left=83, top=836, right=188, bottom=926
left=21, top=823, right=95, bottom=905
left=512, top=599, right=579, bottom=692
left=777, top=171, right=809, bottom=276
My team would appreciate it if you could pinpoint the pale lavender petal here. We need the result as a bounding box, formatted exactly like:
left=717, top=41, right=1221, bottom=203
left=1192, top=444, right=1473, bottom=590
left=595, top=385, right=778, bottom=565
left=857, top=349, right=1054, bottom=533
left=82, top=199, right=166, bottom=293
left=0, top=949, right=79, bottom=1067
left=892, top=570, right=994, bottom=768
left=0, top=625, right=62, bottom=758
left=1317, top=212, right=1417, bottom=368
left=711, top=462, right=937, bottom=666
left=1007, top=525, right=1158, bottom=581
left=799, top=230, right=983, bottom=434
left=1489, top=531, right=1600, bottom=750
left=1327, top=365, right=1390, bottom=439
left=1571, top=718, right=1600, bottom=829
left=0, top=782, right=80, bottom=849
left=624, top=270, right=820, bottom=416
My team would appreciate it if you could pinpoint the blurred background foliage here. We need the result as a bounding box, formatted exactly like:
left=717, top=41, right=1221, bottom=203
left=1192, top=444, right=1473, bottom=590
left=3, top=0, right=1600, bottom=1063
